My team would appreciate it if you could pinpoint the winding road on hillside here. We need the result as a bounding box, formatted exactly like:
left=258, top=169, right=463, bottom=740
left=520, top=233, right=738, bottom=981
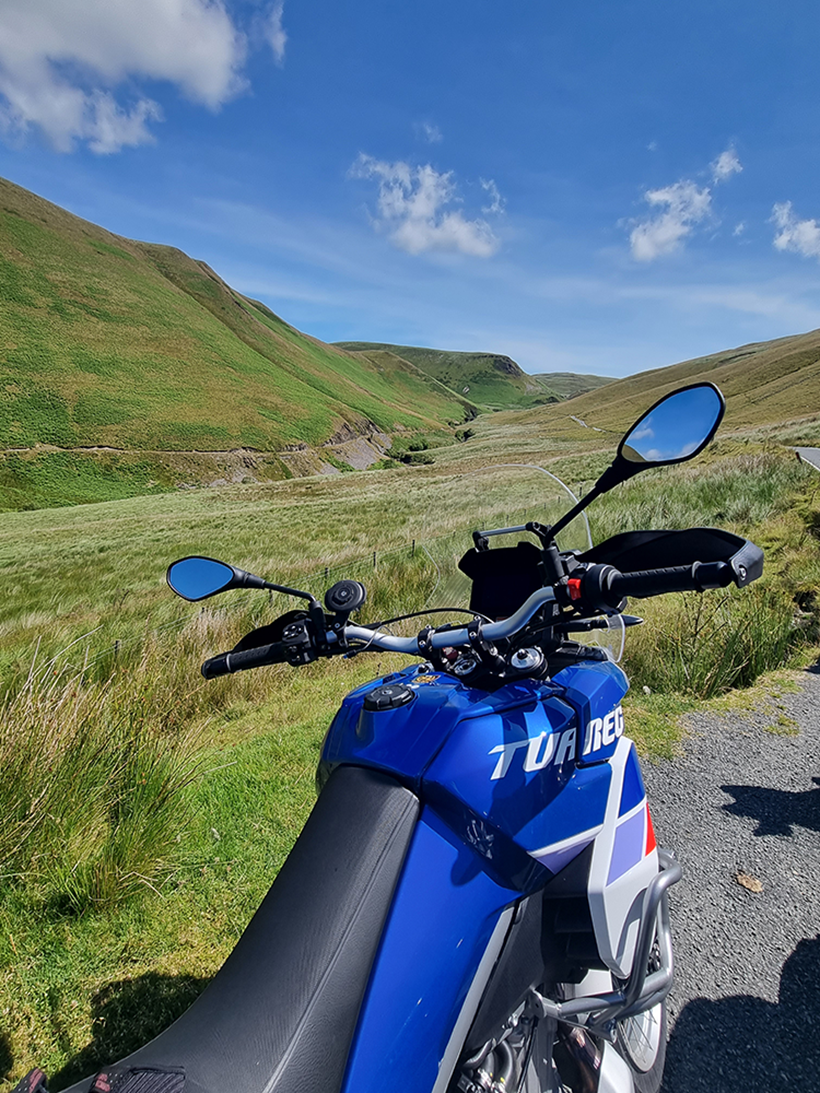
left=641, top=666, right=820, bottom=1091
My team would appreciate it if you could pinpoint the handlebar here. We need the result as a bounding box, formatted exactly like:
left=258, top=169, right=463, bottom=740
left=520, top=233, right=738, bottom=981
left=344, top=584, right=559, bottom=655
left=199, top=555, right=752, bottom=677
left=201, top=585, right=561, bottom=676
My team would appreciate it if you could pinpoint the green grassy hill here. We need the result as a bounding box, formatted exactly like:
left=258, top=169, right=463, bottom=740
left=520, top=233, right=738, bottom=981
left=335, top=341, right=616, bottom=409
left=0, top=178, right=475, bottom=510
left=334, top=341, right=553, bottom=409
left=513, top=329, right=820, bottom=444
left=530, top=371, right=616, bottom=399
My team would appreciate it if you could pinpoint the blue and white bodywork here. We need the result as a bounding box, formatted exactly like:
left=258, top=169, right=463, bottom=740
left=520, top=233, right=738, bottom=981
left=320, top=657, right=659, bottom=1091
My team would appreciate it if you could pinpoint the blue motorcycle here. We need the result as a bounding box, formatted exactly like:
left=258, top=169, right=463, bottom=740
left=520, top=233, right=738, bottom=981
left=40, top=382, right=762, bottom=1093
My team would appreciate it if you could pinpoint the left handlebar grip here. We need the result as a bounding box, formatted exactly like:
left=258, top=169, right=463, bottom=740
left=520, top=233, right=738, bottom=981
left=201, top=652, right=231, bottom=679
left=201, top=642, right=286, bottom=679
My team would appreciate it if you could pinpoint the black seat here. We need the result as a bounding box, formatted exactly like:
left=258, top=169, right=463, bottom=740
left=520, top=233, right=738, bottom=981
left=62, top=766, right=419, bottom=1093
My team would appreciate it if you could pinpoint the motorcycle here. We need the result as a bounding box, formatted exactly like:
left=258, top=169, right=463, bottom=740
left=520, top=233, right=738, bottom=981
left=30, top=381, right=762, bottom=1093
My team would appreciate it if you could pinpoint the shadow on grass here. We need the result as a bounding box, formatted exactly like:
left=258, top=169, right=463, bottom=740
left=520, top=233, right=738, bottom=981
left=720, top=777, right=820, bottom=837
left=663, top=935, right=820, bottom=1091
left=52, top=972, right=209, bottom=1093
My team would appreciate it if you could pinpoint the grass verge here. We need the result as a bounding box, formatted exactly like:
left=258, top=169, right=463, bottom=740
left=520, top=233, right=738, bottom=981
left=1, top=440, right=819, bottom=1087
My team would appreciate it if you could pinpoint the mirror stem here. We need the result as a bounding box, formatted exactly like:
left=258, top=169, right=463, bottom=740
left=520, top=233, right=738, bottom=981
left=548, top=484, right=601, bottom=541
left=548, top=463, right=625, bottom=544
left=260, top=579, right=318, bottom=605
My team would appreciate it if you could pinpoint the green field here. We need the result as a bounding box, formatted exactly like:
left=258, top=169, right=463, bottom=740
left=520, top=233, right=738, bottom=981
left=2, top=417, right=819, bottom=1090
left=0, top=178, right=476, bottom=511
left=529, top=370, right=616, bottom=399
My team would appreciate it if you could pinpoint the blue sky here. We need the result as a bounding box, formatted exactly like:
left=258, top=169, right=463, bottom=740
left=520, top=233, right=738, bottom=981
left=2, top=0, right=820, bottom=377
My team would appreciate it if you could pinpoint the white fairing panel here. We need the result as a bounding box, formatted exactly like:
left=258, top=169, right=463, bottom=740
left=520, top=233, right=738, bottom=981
left=587, top=737, right=658, bottom=978
left=598, top=1043, right=635, bottom=1093
left=430, top=907, right=515, bottom=1093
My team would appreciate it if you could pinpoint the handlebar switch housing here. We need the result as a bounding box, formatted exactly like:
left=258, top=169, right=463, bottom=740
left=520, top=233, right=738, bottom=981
left=575, top=564, right=628, bottom=613
left=281, top=619, right=317, bottom=665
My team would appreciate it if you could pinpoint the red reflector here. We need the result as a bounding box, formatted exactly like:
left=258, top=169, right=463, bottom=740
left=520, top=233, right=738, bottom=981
left=645, top=805, right=657, bottom=855
left=568, top=578, right=583, bottom=601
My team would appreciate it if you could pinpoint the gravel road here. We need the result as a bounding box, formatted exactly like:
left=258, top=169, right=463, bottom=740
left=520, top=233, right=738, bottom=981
left=641, top=665, right=820, bottom=1092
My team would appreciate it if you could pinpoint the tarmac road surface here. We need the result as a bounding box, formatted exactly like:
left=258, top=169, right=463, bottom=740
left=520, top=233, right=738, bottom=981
left=641, top=665, right=820, bottom=1091
left=793, top=447, right=820, bottom=472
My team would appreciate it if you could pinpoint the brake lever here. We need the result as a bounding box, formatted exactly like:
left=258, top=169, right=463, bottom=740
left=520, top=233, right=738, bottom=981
left=556, top=614, right=644, bottom=632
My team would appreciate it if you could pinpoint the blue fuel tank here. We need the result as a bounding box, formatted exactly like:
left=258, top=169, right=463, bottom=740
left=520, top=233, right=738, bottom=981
left=319, top=659, right=629, bottom=891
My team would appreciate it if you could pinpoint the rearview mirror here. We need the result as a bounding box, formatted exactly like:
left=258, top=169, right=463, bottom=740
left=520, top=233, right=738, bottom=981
left=548, top=382, right=725, bottom=540
left=166, top=556, right=317, bottom=605
left=167, top=556, right=240, bottom=601
left=619, top=383, right=725, bottom=467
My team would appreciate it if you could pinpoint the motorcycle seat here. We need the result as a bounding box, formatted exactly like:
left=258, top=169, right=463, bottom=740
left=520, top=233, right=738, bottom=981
left=61, top=765, right=419, bottom=1093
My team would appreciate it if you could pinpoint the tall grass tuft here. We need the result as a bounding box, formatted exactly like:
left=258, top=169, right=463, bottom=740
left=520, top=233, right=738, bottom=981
left=0, top=643, right=202, bottom=912
left=623, top=584, right=798, bottom=700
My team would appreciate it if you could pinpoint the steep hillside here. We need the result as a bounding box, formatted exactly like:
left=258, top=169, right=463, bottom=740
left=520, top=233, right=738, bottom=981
left=335, top=341, right=616, bottom=409
left=530, top=371, right=616, bottom=399
left=0, top=178, right=475, bottom=508
left=334, top=341, right=561, bottom=409
left=517, top=329, right=820, bottom=442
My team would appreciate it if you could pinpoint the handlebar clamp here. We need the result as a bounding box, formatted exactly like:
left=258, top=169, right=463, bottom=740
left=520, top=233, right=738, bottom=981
left=417, top=625, right=435, bottom=658
left=467, top=617, right=506, bottom=672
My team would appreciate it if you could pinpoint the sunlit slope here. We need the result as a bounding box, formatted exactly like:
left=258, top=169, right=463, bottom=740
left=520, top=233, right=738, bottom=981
left=530, top=371, right=616, bottom=399
left=0, top=177, right=471, bottom=455
left=335, top=341, right=562, bottom=409
left=516, top=329, right=820, bottom=439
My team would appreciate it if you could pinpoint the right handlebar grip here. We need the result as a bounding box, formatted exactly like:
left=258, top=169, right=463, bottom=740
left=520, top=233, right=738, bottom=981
left=201, top=652, right=231, bottom=679
left=201, top=642, right=287, bottom=679
left=607, top=561, right=734, bottom=600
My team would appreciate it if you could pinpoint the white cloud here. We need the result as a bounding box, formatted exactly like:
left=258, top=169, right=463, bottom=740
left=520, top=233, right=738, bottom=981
left=0, top=0, right=276, bottom=153
left=771, top=201, right=820, bottom=261
left=628, top=146, right=743, bottom=262
left=415, top=121, right=443, bottom=144
left=629, top=180, right=712, bottom=262
left=265, top=0, right=287, bottom=65
left=349, top=154, right=501, bottom=258
left=630, top=424, right=654, bottom=441
left=480, top=178, right=505, bottom=215
left=733, top=221, right=746, bottom=237
left=711, top=147, right=742, bottom=183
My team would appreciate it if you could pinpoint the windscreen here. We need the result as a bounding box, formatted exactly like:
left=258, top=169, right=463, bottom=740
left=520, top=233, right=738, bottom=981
left=418, top=464, right=591, bottom=614
left=300, top=464, right=623, bottom=659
